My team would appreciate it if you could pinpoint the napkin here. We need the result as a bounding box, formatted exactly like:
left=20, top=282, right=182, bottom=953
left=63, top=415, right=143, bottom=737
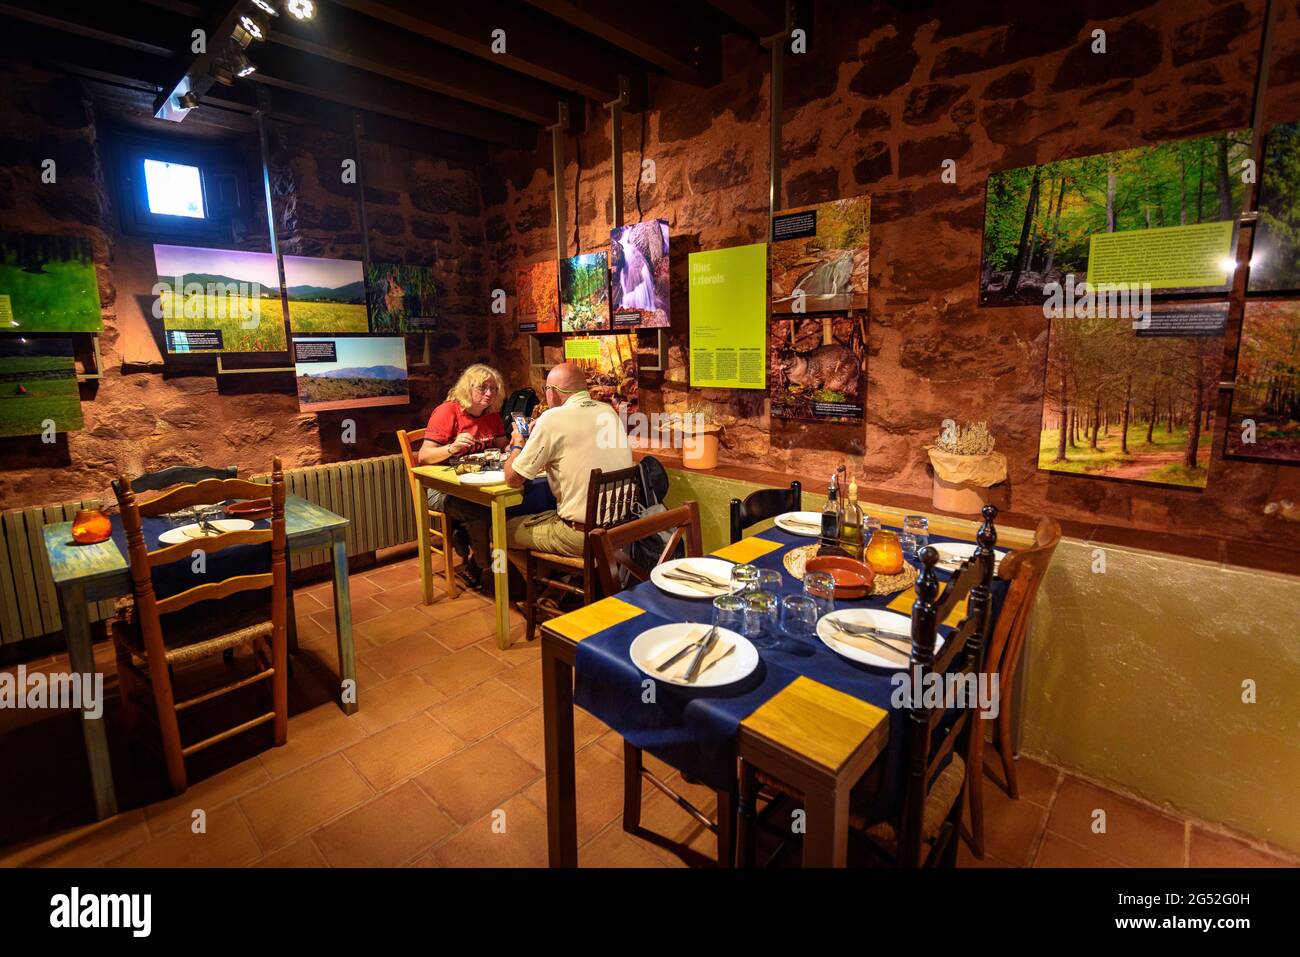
left=656, top=628, right=736, bottom=682
left=824, top=624, right=910, bottom=665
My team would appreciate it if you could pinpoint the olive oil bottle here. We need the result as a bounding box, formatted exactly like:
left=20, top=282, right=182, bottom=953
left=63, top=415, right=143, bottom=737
left=841, top=479, right=864, bottom=560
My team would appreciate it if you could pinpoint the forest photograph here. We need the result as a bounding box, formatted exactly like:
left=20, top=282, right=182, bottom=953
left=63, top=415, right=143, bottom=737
left=517, top=260, right=559, bottom=332
left=771, top=196, right=870, bottom=315
left=566, top=333, right=637, bottom=417
left=981, top=131, right=1250, bottom=306
left=769, top=315, right=865, bottom=423
left=1225, top=300, right=1300, bottom=462
left=1249, top=122, right=1300, bottom=292
left=366, top=263, right=438, bottom=333
left=559, top=252, right=610, bottom=332
left=1039, top=316, right=1222, bottom=488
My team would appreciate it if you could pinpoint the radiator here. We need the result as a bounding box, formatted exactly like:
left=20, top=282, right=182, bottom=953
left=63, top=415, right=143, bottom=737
left=0, top=454, right=416, bottom=646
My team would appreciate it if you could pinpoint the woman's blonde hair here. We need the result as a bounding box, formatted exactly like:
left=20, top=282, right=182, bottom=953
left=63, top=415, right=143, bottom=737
left=447, top=363, right=506, bottom=412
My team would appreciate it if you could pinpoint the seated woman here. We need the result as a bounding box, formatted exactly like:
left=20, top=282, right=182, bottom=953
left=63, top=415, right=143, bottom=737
left=418, top=363, right=510, bottom=587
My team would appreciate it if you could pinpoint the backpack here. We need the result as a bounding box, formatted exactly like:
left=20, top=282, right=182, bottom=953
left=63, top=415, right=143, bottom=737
left=502, top=387, right=539, bottom=422
left=621, top=455, right=684, bottom=586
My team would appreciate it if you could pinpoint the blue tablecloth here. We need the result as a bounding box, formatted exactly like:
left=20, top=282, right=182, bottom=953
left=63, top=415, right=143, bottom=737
left=572, top=526, right=1006, bottom=821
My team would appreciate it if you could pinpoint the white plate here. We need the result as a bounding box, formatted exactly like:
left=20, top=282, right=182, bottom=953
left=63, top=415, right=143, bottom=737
left=649, top=557, right=738, bottom=598
left=817, top=608, right=942, bottom=670
left=629, top=623, right=758, bottom=688
left=158, top=518, right=255, bottom=545
left=457, top=470, right=507, bottom=486
left=774, top=511, right=823, bottom=537
left=931, top=541, right=1008, bottom=573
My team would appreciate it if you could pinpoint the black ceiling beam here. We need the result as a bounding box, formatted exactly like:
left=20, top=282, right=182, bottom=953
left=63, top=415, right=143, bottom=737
left=333, top=0, right=644, bottom=105
left=522, top=0, right=720, bottom=86
left=269, top=4, right=580, bottom=128
left=703, top=0, right=791, bottom=38
left=150, top=0, right=245, bottom=118
left=0, top=1, right=181, bottom=57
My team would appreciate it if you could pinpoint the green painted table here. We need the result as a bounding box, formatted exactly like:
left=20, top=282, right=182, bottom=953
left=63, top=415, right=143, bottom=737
left=41, top=494, right=358, bottom=821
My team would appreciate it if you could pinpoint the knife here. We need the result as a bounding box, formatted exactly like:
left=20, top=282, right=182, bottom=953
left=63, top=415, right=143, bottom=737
left=655, top=633, right=705, bottom=672
left=666, top=567, right=731, bottom=588
left=683, top=626, right=720, bottom=682
left=830, top=623, right=911, bottom=658
left=663, top=573, right=728, bottom=594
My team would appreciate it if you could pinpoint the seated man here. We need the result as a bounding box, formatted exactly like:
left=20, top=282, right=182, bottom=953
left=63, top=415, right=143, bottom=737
left=502, top=362, right=633, bottom=560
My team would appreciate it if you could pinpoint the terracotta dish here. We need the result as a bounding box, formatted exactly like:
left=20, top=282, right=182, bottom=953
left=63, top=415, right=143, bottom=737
left=805, top=555, right=875, bottom=599
left=225, top=498, right=273, bottom=521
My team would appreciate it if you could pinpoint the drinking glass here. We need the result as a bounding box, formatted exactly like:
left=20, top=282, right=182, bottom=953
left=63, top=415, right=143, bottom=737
left=744, top=590, right=780, bottom=644
left=803, top=570, right=836, bottom=618
left=729, top=563, right=760, bottom=595
left=863, top=515, right=882, bottom=544
left=779, top=595, right=819, bottom=641
left=712, top=594, right=746, bottom=635
left=901, top=515, right=930, bottom=559
left=753, top=569, right=782, bottom=594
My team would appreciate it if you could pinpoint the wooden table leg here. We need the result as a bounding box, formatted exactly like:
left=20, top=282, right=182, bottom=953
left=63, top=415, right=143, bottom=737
left=58, top=582, right=118, bottom=821
left=489, top=499, right=511, bottom=649
left=285, top=563, right=299, bottom=656
left=330, top=529, right=358, bottom=715
left=416, top=490, right=435, bottom=605
left=802, top=783, right=850, bottom=867
left=542, top=636, right=577, bottom=867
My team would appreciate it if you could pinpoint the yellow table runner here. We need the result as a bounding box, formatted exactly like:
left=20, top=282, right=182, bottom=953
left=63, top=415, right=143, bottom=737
left=548, top=596, right=644, bottom=642
left=886, top=590, right=969, bottom=627
left=712, top=537, right=784, bottom=564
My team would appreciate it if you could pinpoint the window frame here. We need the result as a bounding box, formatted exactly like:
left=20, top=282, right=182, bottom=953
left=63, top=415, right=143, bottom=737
left=110, top=132, right=248, bottom=242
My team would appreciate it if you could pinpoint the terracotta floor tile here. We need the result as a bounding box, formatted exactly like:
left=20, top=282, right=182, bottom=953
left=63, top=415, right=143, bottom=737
left=430, top=608, right=501, bottom=650
left=1188, top=827, right=1298, bottom=868
left=312, top=782, right=456, bottom=867
left=429, top=679, right=533, bottom=742
left=629, top=785, right=719, bottom=866
left=144, top=759, right=270, bottom=836
left=293, top=614, right=333, bottom=646
left=355, top=606, right=439, bottom=647
left=355, top=672, right=447, bottom=735
left=957, top=842, right=1012, bottom=867
left=344, top=713, right=464, bottom=792
left=108, top=803, right=261, bottom=868
left=1033, top=831, right=1126, bottom=868
left=1001, top=754, right=1062, bottom=807
left=365, top=562, right=425, bottom=591
left=1046, top=778, right=1184, bottom=867
left=374, top=579, right=447, bottom=611
left=421, top=794, right=548, bottom=868
left=309, top=595, right=391, bottom=632
left=497, top=659, right=542, bottom=704
left=413, top=646, right=507, bottom=697
left=968, top=778, right=1051, bottom=867
left=582, top=823, right=671, bottom=867
left=293, top=590, right=328, bottom=615
left=494, top=705, right=606, bottom=770
left=413, top=737, right=541, bottom=825
left=477, top=632, right=541, bottom=665
left=305, top=575, right=385, bottom=608
left=5, top=810, right=151, bottom=867
left=523, top=741, right=636, bottom=845
left=238, top=754, right=373, bottom=851
left=255, top=836, right=328, bottom=868
left=258, top=702, right=369, bottom=778
left=417, top=592, right=492, bottom=626
left=359, top=631, right=454, bottom=680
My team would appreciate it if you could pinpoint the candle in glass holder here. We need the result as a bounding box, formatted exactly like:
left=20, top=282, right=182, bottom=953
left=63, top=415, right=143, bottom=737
left=865, top=528, right=904, bottom=575
left=71, top=501, right=112, bottom=545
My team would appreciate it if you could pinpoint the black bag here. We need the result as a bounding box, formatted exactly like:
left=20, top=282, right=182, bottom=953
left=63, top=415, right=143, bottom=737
left=622, top=456, right=683, bottom=586
left=502, top=387, right=539, bottom=422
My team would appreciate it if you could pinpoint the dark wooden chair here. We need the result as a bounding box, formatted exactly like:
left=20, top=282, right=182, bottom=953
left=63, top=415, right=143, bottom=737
left=589, top=501, right=738, bottom=867
left=729, top=481, right=801, bottom=543
left=524, top=464, right=644, bottom=641
left=111, top=459, right=289, bottom=794
left=396, top=428, right=458, bottom=603
left=965, top=514, right=1061, bottom=858
left=737, top=505, right=1000, bottom=868
left=129, top=464, right=237, bottom=493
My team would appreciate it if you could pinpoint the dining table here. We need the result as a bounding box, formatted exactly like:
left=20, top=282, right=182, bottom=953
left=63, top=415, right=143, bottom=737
left=40, top=494, right=357, bottom=821
left=540, top=517, right=1012, bottom=867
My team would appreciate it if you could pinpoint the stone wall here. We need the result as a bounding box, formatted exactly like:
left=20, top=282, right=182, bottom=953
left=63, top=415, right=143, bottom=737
left=485, top=0, right=1300, bottom=554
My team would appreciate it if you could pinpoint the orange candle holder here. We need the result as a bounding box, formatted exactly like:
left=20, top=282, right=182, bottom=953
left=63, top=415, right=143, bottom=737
left=71, top=502, right=113, bottom=545
left=865, top=529, right=904, bottom=576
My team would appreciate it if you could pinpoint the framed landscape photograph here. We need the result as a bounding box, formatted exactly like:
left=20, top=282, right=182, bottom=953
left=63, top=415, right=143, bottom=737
left=293, top=336, right=410, bottom=413
left=365, top=262, right=438, bottom=333
left=0, top=337, right=82, bottom=438
left=1248, top=122, right=1300, bottom=292
left=769, top=316, right=865, bottom=422
left=559, top=252, right=610, bottom=332
left=980, top=130, right=1250, bottom=306
left=0, top=233, right=103, bottom=334
left=517, top=260, right=559, bottom=333
left=283, top=255, right=368, bottom=334
left=609, top=220, right=670, bottom=327
left=1224, top=300, right=1300, bottom=463
left=153, top=243, right=286, bottom=353
left=562, top=334, right=637, bottom=417
left=770, top=196, right=870, bottom=316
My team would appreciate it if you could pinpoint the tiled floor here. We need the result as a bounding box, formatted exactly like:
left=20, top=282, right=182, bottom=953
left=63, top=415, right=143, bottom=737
left=1, top=552, right=1295, bottom=869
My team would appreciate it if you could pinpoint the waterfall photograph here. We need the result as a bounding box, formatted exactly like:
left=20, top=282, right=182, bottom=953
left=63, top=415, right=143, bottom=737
left=770, top=195, right=870, bottom=316
left=609, top=220, right=670, bottom=327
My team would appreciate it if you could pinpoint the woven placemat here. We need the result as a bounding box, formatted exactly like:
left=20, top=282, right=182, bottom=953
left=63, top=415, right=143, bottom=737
left=783, top=544, right=919, bottom=597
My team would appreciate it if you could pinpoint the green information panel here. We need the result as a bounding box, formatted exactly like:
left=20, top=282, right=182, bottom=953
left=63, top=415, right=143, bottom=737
left=688, top=242, right=767, bottom=389
left=1086, top=221, right=1234, bottom=290
left=563, top=337, right=601, bottom=360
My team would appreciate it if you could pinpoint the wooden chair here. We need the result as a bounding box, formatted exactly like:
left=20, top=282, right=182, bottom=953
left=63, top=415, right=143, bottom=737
left=129, top=464, right=237, bottom=493
left=524, top=464, right=644, bottom=642
left=111, top=459, right=290, bottom=794
left=396, top=428, right=457, bottom=604
left=737, top=506, right=999, bottom=868
left=965, top=514, right=1062, bottom=858
left=589, top=501, right=738, bottom=867
left=729, top=481, right=801, bottom=543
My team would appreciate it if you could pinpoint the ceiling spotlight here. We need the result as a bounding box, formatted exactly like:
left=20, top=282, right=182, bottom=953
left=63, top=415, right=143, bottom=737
left=250, top=0, right=279, bottom=15
left=238, top=14, right=265, bottom=40
left=287, top=0, right=315, bottom=21
left=177, top=91, right=200, bottom=109
left=231, top=47, right=257, bottom=78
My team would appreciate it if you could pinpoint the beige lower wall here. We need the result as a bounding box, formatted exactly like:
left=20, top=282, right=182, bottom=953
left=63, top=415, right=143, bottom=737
left=661, top=466, right=1300, bottom=855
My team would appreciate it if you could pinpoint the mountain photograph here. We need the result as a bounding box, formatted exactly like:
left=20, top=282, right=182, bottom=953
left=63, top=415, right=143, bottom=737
left=152, top=243, right=286, bottom=353
left=283, top=255, right=369, bottom=334
left=294, top=336, right=409, bottom=412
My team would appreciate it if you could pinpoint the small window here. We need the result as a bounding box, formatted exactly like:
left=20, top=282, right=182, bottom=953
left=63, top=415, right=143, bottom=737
left=143, top=159, right=206, bottom=219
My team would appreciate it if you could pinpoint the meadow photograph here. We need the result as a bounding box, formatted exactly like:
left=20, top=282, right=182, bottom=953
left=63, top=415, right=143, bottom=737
left=980, top=131, right=1250, bottom=306
left=1225, top=300, right=1300, bottom=462
left=770, top=196, right=870, bottom=316
left=769, top=316, right=865, bottom=422
left=0, top=337, right=82, bottom=439
left=1040, top=315, right=1222, bottom=488
left=153, top=243, right=286, bottom=353
left=517, top=260, right=559, bottom=332
left=609, top=220, right=670, bottom=327
left=0, top=233, right=103, bottom=333
left=294, top=336, right=409, bottom=412
left=283, top=255, right=368, bottom=334
left=1249, top=122, right=1300, bottom=292
left=366, top=262, right=438, bottom=333
left=559, top=252, right=610, bottom=332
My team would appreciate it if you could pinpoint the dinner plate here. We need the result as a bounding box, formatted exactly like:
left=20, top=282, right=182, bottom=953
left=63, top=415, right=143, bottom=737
left=774, top=511, right=823, bottom=537
left=649, top=557, right=737, bottom=598
left=629, top=623, right=758, bottom=688
left=817, top=608, right=942, bottom=670
left=930, top=541, right=1008, bottom=573
left=158, top=519, right=255, bottom=545
left=457, top=470, right=507, bottom=486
